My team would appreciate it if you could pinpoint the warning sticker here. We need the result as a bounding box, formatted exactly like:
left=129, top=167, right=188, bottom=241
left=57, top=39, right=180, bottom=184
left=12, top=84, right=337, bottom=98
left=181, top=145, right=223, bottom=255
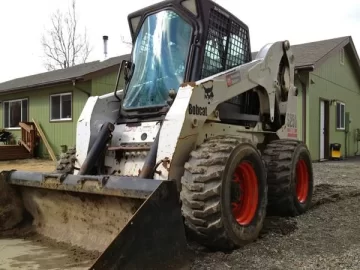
left=287, top=128, right=298, bottom=138
left=226, top=71, right=241, bottom=87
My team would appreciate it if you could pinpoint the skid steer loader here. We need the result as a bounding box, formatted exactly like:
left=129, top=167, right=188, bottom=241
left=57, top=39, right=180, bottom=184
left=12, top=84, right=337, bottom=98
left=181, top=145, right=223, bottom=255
left=0, top=0, right=314, bottom=269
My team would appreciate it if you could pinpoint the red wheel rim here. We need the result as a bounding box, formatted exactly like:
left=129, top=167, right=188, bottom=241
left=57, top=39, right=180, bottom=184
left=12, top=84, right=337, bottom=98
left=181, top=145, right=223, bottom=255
left=296, top=159, right=309, bottom=203
left=231, top=161, right=258, bottom=226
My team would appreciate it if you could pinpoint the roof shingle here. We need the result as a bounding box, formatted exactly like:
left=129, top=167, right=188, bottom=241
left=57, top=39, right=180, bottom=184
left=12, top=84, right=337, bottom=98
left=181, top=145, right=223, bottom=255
left=252, top=36, right=350, bottom=69
left=0, top=36, right=357, bottom=94
left=0, top=54, right=130, bottom=94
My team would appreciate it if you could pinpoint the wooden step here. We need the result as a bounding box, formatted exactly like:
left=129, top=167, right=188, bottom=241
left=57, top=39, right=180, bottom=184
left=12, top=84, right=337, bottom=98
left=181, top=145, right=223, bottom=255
left=0, top=145, right=32, bottom=161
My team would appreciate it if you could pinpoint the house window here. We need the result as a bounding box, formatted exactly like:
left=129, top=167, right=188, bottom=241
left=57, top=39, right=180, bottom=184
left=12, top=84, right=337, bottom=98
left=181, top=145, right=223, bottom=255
left=50, top=93, right=72, bottom=121
left=336, top=102, right=345, bottom=130
left=340, top=48, right=345, bottom=65
left=3, top=98, right=28, bottom=128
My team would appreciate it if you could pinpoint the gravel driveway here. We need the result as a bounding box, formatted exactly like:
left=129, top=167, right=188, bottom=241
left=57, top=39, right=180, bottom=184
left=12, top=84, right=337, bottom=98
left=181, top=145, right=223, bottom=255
left=1, top=158, right=360, bottom=269
left=189, top=158, right=360, bottom=270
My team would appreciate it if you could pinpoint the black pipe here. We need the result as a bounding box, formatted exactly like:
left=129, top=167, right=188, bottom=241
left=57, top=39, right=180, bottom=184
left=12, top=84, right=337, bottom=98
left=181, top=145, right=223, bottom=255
left=139, top=128, right=161, bottom=179
left=355, top=129, right=359, bottom=156
left=113, top=61, right=124, bottom=102
left=72, top=80, right=91, bottom=97
left=296, top=72, right=307, bottom=143
left=78, top=122, right=115, bottom=175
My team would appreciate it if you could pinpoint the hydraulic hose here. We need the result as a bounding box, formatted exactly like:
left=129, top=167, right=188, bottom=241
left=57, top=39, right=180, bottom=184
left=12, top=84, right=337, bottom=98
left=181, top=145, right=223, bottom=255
left=78, top=122, right=115, bottom=175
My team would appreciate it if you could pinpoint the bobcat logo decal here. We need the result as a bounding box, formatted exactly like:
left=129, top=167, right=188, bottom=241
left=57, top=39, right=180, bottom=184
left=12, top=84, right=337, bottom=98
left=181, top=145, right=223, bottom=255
left=202, top=80, right=214, bottom=104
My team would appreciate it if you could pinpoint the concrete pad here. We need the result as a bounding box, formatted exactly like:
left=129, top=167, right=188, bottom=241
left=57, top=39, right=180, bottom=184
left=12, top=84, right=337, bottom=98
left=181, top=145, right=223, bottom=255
left=0, top=238, right=93, bottom=270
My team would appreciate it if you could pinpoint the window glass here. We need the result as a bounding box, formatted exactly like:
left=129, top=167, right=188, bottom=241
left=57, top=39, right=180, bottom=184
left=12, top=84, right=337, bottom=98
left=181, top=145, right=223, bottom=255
left=3, top=99, right=28, bottom=128
left=22, top=99, right=28, bottom=123
left=50, top=93, right=72, bottom=121
left=4, top=102, right=9, bottom=128
left=122, top=10, right=193, bottom=110
left=51, top=95, right=61, bottom=120
left=336, top=102, right=345, bottom=129
left=201, top=9, right=250, bottom=79
left=61, top=94, right=72, bottom=119
left=10, top=101, right=21, bottom=127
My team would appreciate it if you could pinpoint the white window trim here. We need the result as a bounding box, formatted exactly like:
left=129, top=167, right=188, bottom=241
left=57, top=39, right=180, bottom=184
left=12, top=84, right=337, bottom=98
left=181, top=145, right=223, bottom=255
left=336, top=102, right=345, bottom=130
left=50, top=92, right=72, bottom=121
left=3, top=98, right=28, bottom=129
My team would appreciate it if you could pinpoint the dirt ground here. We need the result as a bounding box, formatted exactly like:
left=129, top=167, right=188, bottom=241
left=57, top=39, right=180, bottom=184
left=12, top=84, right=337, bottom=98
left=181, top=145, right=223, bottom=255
left=0, top=159, right=55, bottom=173
left=1, top=158, right=360, bottom=269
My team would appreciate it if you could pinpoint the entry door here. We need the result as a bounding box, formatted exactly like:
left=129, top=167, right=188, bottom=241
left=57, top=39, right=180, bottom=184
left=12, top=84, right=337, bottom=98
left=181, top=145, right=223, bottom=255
left=320, top=100, right=325, bottom=160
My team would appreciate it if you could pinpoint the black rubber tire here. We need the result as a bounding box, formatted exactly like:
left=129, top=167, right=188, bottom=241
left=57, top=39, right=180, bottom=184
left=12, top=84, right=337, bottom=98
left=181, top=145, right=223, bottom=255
left=54, top=146, right=77, bottom=174
left=263, top=139, right=314, bottom=216
left=180, top=136, right=268, bottom=250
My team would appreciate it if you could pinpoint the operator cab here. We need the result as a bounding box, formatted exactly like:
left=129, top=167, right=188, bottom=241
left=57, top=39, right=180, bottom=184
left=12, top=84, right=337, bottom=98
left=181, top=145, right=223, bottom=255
left=123, top=9, right=192, bottom=110
left=117, top=0, right=257, bottom=125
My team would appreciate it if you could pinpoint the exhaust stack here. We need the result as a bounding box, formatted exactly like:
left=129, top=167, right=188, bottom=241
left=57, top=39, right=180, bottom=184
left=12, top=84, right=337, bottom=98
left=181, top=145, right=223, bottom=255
left=103, top=35, right=109, bottom=59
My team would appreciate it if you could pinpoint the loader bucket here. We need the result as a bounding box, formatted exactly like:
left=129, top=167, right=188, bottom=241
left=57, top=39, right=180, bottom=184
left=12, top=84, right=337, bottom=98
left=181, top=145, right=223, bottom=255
left=0, top=170, right=192, bottom=270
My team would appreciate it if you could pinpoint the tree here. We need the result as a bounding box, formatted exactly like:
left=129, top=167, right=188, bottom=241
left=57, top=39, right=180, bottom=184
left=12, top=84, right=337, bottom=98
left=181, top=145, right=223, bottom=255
left=41, top=0, right=92, bottom=70
left=120, top=35, right=132, bottom=49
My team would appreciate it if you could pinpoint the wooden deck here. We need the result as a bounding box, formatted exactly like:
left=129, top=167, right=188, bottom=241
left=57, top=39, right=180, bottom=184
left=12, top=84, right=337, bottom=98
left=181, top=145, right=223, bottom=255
left=0, top=145, right=32, bottom=161
left=0, top=122, right=39, bottom=161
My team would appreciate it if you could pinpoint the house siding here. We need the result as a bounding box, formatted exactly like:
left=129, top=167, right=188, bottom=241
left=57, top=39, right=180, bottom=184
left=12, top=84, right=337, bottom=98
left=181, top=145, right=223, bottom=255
left=0, top=81, right=91, bottom=158
left=92, top=71, right=125, bottom=96
left=307, top=47, right=360, bottom=160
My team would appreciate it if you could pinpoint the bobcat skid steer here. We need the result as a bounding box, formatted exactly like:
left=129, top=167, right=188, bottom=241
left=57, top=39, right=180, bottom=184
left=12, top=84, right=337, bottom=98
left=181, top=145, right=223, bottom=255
left=0, top=0, right=314, bottom=269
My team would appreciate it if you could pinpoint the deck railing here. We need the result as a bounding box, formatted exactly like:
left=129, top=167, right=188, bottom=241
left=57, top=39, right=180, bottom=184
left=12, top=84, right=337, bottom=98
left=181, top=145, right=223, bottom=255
left=19, top=122, right=37, bottom=156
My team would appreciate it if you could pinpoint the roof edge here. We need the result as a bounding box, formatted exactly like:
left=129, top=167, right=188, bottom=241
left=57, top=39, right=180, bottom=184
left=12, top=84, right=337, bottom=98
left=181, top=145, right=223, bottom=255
left=347, top=36, right=360, bottom=75
left=295, top=65, right=315, bottom=72
left=310, top=36, right=360, bottom=86
left=312, top=36, right=351, bottom=69
left=0, top=78, right=83, bottom=96
left=0, top=55, right=130, bottom=94
left=82, top=63, right=122, bottom=81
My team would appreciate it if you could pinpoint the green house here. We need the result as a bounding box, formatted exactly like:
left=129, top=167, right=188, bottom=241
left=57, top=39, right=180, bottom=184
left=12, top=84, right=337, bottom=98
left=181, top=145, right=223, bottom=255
left=294, top=36, right=360, bottom=161
left=0, top=55, right=129, bottom=158
left=1, top=36, right=359, bottom=161
left=253, top=36, right=360, bottom=161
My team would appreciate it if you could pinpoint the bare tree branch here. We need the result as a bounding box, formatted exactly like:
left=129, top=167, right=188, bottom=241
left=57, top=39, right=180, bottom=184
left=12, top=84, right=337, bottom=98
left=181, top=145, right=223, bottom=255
left=41, top=0, right=92, bottom=71
left=120, top=35, right=132, bottom=49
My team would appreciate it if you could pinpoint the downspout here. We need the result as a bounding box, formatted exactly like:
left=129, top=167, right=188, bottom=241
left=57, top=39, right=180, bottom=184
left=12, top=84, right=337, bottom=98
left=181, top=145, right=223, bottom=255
left=295, top=71, right=307, bottom=144
left=345, top=131, right=348, bottom=158
left=72, top=79, right=91, bottom=97
left=345, top=116, right=348, bottom=159
left=355, top=129, right=359, bottom=156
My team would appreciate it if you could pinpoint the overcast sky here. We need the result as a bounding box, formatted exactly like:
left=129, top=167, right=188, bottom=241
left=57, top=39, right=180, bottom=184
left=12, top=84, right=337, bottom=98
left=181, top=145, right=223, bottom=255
left=0, top=0, right=359, bottom=83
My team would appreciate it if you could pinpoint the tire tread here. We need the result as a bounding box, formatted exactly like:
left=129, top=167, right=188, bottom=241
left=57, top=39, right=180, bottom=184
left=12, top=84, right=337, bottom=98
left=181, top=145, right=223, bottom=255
left=180, top=136, right=266, bottom=249
left=263, top=139, right=313, bottom=216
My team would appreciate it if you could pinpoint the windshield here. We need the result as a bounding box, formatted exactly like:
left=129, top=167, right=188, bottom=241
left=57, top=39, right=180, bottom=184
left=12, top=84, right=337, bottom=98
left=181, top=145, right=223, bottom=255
left=122, top=10, right=193, bottom=110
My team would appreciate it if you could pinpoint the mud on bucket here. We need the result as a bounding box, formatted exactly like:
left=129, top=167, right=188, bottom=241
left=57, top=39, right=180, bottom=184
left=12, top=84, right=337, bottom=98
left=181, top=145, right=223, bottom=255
left=0, top=172, right=25, bottom=231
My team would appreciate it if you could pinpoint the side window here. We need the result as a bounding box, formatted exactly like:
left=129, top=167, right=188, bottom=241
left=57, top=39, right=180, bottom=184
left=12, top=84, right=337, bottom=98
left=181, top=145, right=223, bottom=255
left=340, top=48, right=345, bottom=66
left=3, top=98, right=28, bottom=128
left=201, top=8, right=251, bottom=79
left=336, top=102, right=345, bottom=130
left=226, top=32, right=246, bottom=68
left=202, top=34, right=227, bottom=78
left=50, top=93, right=72, bottom=121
